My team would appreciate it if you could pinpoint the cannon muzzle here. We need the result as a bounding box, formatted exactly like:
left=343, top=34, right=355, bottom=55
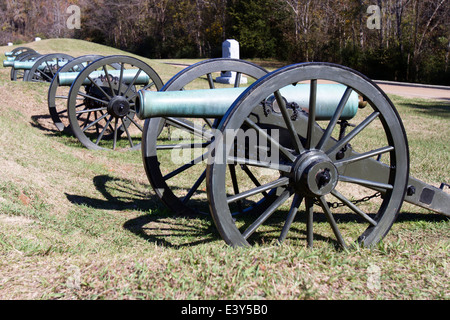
left=136, top=84, right=361, bottom=120
left=3, top=60, right=15, bottom=67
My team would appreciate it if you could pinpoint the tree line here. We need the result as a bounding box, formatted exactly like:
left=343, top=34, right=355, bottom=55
left=1, top=0, right=449, bottom=85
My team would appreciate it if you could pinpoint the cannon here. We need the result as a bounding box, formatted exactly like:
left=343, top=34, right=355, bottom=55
left=4, top=46, right=36, bottom=58
left=136, top=60, right=449, bottom=249
left=48, top=54, right=106, bottom=133
left=62, top=55, right=164, bottom=151
left=140, top=58, right=269, bottom=216
left=3, top=49, right=41, bottom=81
left=24, top=53, right=74, bottom=82
left=49, top=54, right=152, bottom=134
left=3, top=53, right=72, bottom=82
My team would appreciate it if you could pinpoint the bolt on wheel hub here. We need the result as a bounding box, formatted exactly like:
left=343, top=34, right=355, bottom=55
left=108, top=96, right=130, bottom=118
left=293, top=150, right=338, bottom=197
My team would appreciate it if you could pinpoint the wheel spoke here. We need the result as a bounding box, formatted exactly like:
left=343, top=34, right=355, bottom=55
left=122, top=118, right=134, bottom=148
left=113, top=117, right=119, bottom=150
left=234, top=72, right=242, bottom=88
left=228, top=164, right=243, bottom=213
left=126, top=114, right=144, bottom=132
left=123, top=68, right=142, bottom=97
left=126, top=82, right=155, bottom=101
left=305, top=79, right=317, bottom=149
left=117, top=62, right=125, bottom=94
left=87, top=76, right=112, bottom=101
left=330, top=189, right=378, bottom=226
left=164, top=152, right=209, bottom=180
left=45, top=61, right=54, bottom=78
left=227, top=156, right=292, bottom=173
left=339, top=175, right=393, bottom=190
left=316, top=86, right=353, bottom=150
left=165, top=117, right=214, bottom=140
left=326, top=111, right=380, bottom=157
left=102, top=66, right=116, bottom=97
left=227, top=177, right=289, bottom=204
left=96, top=115, right=113, bottom=145
left=274, top=90, right=304, bottom=154
left=80, top=111, right=91, bottom=128
left=76, top=106, right=107, bottom=114
left=156, top=142, right=210, bottom=150
left=207, top=73, right=215, bottom=89
left=182, top=169, right=206, bottom=204
left=82, top=112, right=108, bottom=132
left=244, top=118, right=296, bottom=162
left=306, top=197, right=314, bottom=248
left=317, top=196, right=348, bottom=248
left=334, top=146, right=394, bottom=168
left=78, top=92, right=109, bottom=105
left=242, top=189, right=291, bottom=240
left=36, top=68, right=53, bottom=81
left=278, top=194, right=303, bottom=243
left=240, top=165, right=269, bottom=198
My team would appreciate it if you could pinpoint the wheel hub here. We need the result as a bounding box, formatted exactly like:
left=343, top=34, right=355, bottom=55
left=108, top=96, right=130, bottom=118
left=293, top=150, right=338, bottom=197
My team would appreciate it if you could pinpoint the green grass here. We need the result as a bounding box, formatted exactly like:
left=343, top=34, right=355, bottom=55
left=0, top=39, right=448, bottom=300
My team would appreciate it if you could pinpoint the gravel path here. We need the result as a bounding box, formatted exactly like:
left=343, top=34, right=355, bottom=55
left=374, top=80, right=450, bottom=102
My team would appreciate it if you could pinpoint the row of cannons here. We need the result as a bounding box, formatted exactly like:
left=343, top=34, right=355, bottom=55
left=3, top=46, right=449, bottom=249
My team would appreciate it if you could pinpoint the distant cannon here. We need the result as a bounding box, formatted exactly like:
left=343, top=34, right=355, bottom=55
left=49, top=55, right=156, bottom=136
left=3, top=53, right=72, bottom=82
left=4, top=46, right=36, bottom=58
left=63, top=55, right=164, bottom=151
left=23, top=53, right=74, bottom=82
left=3, top=49, right=41, bottom=81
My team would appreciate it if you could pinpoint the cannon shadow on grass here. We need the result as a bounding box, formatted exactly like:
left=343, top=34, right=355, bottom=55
left=64, top=175, right=448, bottom=248
left=397, top=99, right=450, bottom=118
left=65, top=174, right=221, bottom=248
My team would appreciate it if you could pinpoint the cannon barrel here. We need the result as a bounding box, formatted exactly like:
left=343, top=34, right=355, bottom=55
left=8, top=60, right=67, bottom=70
left=57, top=69, right=150, bottom=86
left=136, top=84, right=360, bottom=120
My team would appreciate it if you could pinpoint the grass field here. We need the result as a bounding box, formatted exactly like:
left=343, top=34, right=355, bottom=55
left=0, top=39, right=448, bottom=300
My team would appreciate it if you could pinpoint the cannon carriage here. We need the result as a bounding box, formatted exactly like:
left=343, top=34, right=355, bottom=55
left=135, top=60, right=449, bottom=249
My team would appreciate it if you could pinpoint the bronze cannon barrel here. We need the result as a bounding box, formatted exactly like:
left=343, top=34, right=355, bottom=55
left=136, top=84, right=361, bottom=120
left=57, top=69, right=150, bottom=86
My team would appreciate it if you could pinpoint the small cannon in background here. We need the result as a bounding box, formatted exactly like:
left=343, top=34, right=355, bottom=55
left=57, top=55, right=164, bottom=151
left=3, top=47, right=41, bottom=81
left=3, top=51, right=164, bottom=151
left=135, top=60, right=449, bottom=249
left=3, top=51, right=73, bottom=82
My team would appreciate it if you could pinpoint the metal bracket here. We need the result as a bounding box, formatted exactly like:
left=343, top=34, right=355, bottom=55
left=440, top=183, right=450, bottom=190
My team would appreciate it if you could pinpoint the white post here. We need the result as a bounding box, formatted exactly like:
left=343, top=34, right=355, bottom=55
left=216, top=39, right=247, bottom=84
